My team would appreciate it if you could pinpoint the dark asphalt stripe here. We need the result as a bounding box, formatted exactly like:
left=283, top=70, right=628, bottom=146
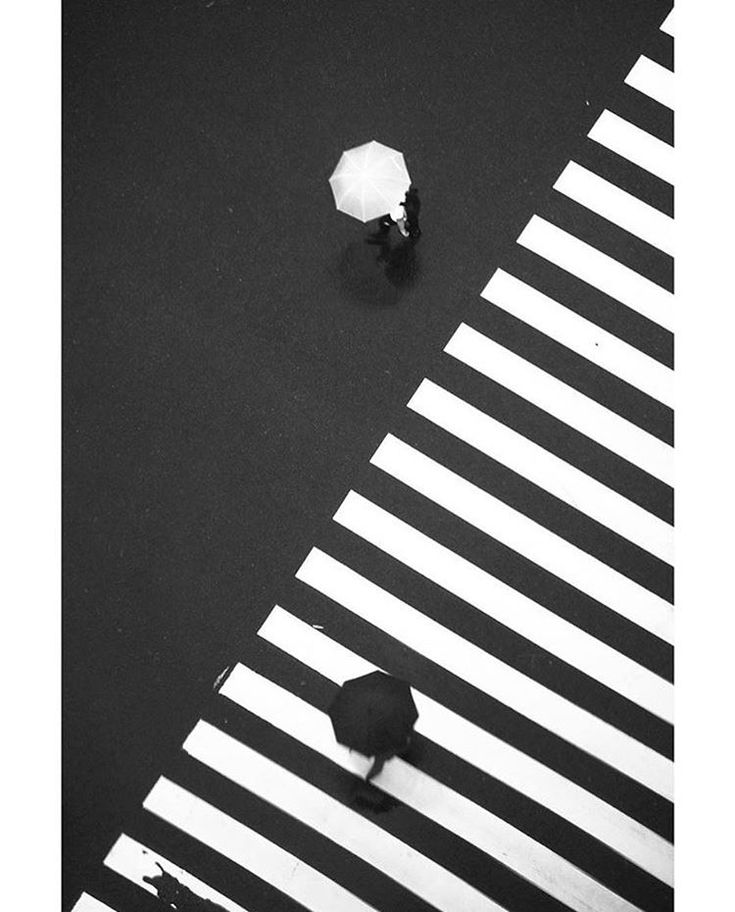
left=393, top=405, right=673, bottom=593
left=159, top=747, right=444, bottom=912
left=315, top=498, right=673, bottom=752
left=79, top=871, right=161, bottom=912
left=500, top=243, right=674, bottom=366
left=193, top=692, right=573, bottom=912
left=537, top=191, right=674, bottom=292
left=347, top=465, right=674, bottom=700
left=607, top=81, right=674, bottom=146
left=460, top=295, right=674, bottom=443
left=574, top=139, right=674, bottom=218
left=645, top=29, right=674, bottom=72
left=429, top=354, right=674, bottom=523
left=207, top=660, right=660, bottom=912
left=123, top=813, right=308, bottom=912
left=286, top=562, right=674, bottom=840
left=211, top=654, right=672, bottom=912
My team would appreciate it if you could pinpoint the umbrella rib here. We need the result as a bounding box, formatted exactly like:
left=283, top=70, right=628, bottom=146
left=330, top=142, right=409, bottom=222
left=374, top=183, right=401, bottom=212
left=335, top=188, right=351, bottom=208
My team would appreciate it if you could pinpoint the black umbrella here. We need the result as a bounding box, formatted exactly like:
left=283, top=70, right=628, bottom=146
left=328, top=671, right=418, bottom=757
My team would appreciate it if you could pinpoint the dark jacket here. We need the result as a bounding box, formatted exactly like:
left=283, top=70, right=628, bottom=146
left=402, top=187, right=421, bottom=237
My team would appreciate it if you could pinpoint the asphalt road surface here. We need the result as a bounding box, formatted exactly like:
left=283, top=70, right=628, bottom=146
left=64, top=1, right=672, bottom=908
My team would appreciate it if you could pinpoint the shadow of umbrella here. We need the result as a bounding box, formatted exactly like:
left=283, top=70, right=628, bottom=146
left=336, top=238, right=399, bottom=308
left=378, top=236, right=421, bottom=289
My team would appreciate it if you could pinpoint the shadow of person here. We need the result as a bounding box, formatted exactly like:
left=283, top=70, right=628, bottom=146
left=336, top=238, right=399, bottom=308
left=378, top=235, right=420, bottom=289
left=350, top=778, right=401, bottom=814
left=143, top=863, right=228, bottom=910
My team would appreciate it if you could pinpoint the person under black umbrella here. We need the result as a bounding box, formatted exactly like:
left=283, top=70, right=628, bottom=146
left=365, top=731, right=412, bottom=780
left=328, top=671, right=419, bottom=781
left=144, top=864, right=228, bottom=912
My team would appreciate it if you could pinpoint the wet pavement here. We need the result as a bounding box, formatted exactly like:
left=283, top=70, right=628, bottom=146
left=63, top=1, right=671, bottom=907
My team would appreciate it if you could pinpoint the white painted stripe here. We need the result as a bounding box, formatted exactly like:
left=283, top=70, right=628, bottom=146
left=104, top=834, right=247, bottom=912
left=339, top=480, right=673, bottom=703
left=554, top=162, right=675, bottom=255
left=588, top=110, right=673, bottom=183
left=71, top=896, right=117, bottom=912
left=482, top=268, right=674, bottom=405
left=370, top=434, right=673, bottom=648
left=409, top=380, right=673, bottom=561
left=260, top=607, right=674, bottom=885
left=518, top=216, right=674, bottom=332
left=184, top=720, right=504, bottom=912
left=219, top=666, right=642, bottom=912
left=625, top=56, right=674, bottom=109
left=660, top=8, right=674, bottom=37
left=144, top=778, right=378, bottom=912
left=297, top=548, right=674, bottom=800
left=445, top=323, right=674, bottom=485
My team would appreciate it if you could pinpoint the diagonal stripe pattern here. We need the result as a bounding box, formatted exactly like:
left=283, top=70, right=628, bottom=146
left=77, top=14, right=675, bottom=912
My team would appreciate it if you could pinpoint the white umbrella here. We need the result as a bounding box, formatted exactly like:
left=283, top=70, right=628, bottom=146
left=328, top=140, right=411, bottom=223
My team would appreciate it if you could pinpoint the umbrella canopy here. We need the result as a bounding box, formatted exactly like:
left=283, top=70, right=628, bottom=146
left=329, top=141, right=411, bottom=223
left=328, top=671, right=418, bottom=757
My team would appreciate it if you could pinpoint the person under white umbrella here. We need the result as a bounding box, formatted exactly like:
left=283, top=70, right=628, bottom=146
left=374, top=199, right=410, bottom=239
left=328, top=140, right=411, bottom=230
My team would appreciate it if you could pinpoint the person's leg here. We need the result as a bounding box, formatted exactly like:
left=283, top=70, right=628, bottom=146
left=366, top=753, right=388, bottom=780
left=407, top=218, right=421, bottom=239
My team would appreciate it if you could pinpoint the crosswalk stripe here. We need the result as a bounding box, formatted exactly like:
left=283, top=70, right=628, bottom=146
left=624, top=56, right=674, bottom=109
left=517, top=216, right=674, bottom=331
left=260, top=606, right=674, bottom=885
left=445, top=323, right=674, bottom=485
left=482, top=267, right=674, bottom=405
left=184, top=719, right=506, bottom=912
left=553, top=161, right=674, bottom=255
left=588, top=110, right=673, bottom=183
left=296, top=547, right=674, bottom=799
left=103, top=833, right=247, bottom=912
left=336, top=482, right=673, bottom=700
left=369, top=436, right=673, bottom=647
left=77, top=23, right=677, bottom=911
left=71, top=895, right=118, bottom=912
left=409, top=379, right=673, bottom=561
left=659, top=9, right=674, bottom=38
left=143, top=777, right=379, bottom=912
left=218, top=667, right=644, bottom=912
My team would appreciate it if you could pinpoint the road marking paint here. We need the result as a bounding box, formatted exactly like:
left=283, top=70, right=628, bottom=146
left=660, top=9, right=674, bottom=37
left=217, top=669, right=644, bottom=912
left=482, top=268, right=674, bottom=403
left=625, top=56, right=674, bottom=109
left=445, top=323, right=674, bottom=485
left=143, top=778, right=378, bottom=912
left=338, top=482, right=674, bottom=696
left=409, top=379, right=673, bottom=561
left=70, top=896, right=118, bottom=912
left=296, top=547, right=674, bottom=799
left=588, top=110, right=673, bottom=183
left=554, top=162, right=674, bottom=255
left=259, top=606, right=674, bottom=885
left=517, top=216, right=674, bottom=331
left=104, top=834, right=247, bottom=912
left=184, top=720, right=505, bottom=912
